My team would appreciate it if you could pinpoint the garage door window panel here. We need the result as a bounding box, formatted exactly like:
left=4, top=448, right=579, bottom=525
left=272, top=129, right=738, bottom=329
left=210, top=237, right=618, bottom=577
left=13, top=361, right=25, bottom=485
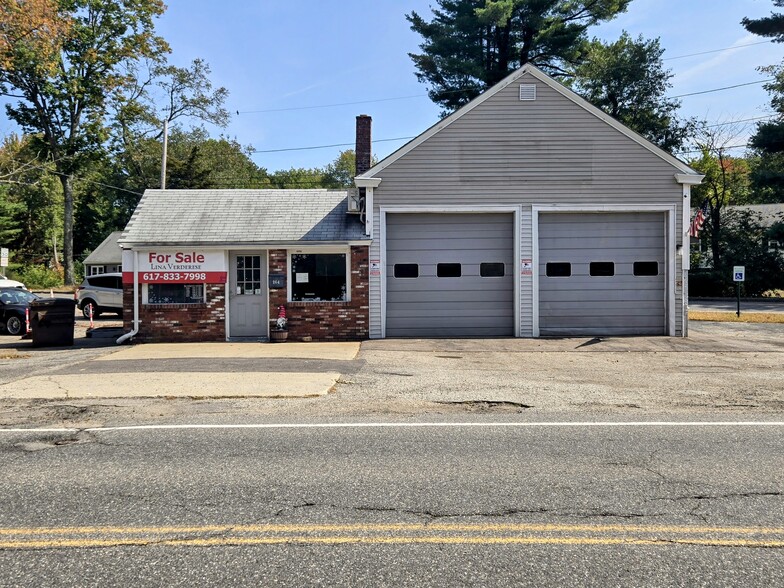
left=634, top=261, right=659, bottom=276
left=589, top=262, right=615, bottom=277
left=394, top=264, right=419, bottom=279
left=546, top=263, right=571, bottom=277
left=480, top=263, right=505, bottom=277
left=437, top=263, right=462, bottom=278
left=291, top=253, right=348, bottom=301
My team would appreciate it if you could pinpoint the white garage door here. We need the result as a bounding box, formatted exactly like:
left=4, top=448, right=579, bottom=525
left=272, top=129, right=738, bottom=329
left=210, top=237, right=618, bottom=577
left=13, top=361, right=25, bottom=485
left=538, top=212, right=667, bottom=336
left=386, top=213, right=515, bottom=337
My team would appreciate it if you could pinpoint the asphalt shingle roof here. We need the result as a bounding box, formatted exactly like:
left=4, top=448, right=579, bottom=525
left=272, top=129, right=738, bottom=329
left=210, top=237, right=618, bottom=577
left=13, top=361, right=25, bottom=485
left=83, top=231, right=122, bottom=264
left=119, top=190, right=368, bottom=246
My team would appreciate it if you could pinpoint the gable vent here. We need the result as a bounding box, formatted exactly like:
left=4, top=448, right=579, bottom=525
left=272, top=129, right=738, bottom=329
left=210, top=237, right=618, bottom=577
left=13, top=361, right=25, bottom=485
left=519, top=84, right=536, bottom=101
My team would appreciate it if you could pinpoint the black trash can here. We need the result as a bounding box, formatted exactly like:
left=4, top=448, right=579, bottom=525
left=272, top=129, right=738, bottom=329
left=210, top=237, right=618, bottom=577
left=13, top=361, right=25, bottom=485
left=30, top=298, right=77, bottom=347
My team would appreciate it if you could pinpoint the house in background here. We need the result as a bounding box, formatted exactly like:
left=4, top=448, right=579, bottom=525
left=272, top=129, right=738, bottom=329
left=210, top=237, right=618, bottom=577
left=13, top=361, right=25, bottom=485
left=83, top=231, right=122, bottom=275
left=118, top=64, right=703, bottom=343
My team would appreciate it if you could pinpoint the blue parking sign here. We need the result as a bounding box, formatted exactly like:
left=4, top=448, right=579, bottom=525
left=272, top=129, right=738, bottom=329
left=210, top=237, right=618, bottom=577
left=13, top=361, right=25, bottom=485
left=733, top=266, right=745, bottom=282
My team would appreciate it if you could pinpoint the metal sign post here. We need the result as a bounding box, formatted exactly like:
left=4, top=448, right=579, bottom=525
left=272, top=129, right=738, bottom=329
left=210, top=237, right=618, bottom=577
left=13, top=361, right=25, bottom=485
left=733, top=266, right=745, bottom=317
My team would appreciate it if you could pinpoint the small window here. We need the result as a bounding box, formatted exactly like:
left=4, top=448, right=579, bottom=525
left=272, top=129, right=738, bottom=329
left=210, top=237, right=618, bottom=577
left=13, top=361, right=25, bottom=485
left=546, top=263, right=571, bottom=277
left=634, top=261, right=659, bottom=276
left=394, top=264, right=419, bottom=278
left=590, top=262, right=615, bottom=277
left=437, top=263, right=461, bottom=278
left=480, top=263, right=505, bottom=277
left=148, top=284, right=204, bottom=304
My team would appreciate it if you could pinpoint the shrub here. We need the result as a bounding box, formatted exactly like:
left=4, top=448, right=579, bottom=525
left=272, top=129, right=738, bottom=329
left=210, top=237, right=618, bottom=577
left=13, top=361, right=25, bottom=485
left=16, top=265, right=63, bottom=289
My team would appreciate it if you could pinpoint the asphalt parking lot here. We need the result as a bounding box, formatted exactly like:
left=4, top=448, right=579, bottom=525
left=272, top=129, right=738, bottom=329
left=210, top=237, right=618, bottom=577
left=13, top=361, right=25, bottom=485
left=0, top=317, right=782, bottom=429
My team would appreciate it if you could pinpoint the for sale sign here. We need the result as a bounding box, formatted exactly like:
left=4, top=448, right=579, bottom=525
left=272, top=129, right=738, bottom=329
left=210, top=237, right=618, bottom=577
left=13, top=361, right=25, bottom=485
left=123, top=250, right=227, bottom=284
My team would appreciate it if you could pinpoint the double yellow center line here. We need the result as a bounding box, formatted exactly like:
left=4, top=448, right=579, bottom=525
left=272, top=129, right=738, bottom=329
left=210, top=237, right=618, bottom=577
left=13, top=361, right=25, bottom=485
left=1, top=523, right=783, bottom=550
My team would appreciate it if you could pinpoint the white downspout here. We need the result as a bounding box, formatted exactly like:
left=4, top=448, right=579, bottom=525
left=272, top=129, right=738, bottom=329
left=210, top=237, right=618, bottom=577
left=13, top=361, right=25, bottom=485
left=116, top=250, right=140, bottom=344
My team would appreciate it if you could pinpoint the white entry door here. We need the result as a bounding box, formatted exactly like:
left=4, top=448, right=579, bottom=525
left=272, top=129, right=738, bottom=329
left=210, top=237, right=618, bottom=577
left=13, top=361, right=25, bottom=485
left=229, top=252, right=267, bottom=338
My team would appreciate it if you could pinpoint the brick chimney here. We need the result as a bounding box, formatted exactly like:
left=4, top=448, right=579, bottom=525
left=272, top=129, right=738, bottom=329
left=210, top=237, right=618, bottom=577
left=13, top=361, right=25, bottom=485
left=355, top=114, right=372, bottom=177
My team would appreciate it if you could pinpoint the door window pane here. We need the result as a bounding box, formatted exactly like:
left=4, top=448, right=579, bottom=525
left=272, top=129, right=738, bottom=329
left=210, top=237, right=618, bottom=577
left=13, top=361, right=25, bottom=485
left=590, top=262, right=615, bottom=277
left=480, top=263, right=505, bottom=277
left=394, top=264, right=419, bottom=278
left=546, top=263, right=571, bottom=277
left=437, top=263, right=461, bottom=278
left=291, top=253, right=347, bottom=301
left=236, top=255, right=262, bottom=295
left=634, top=261, right=659, bottom=276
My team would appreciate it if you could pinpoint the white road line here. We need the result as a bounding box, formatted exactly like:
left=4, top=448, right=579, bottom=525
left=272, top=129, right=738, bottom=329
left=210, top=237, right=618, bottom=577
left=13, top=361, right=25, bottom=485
left=1, top=421, right=784, bottom=434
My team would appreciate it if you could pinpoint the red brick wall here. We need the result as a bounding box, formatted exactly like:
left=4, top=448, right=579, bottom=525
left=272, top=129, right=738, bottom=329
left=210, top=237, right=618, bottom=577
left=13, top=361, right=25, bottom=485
left=120, top=246, right=369, bottom=343
left=122, top=283, right=226, bottom=343
left=269, top=246, right=369, bottom=341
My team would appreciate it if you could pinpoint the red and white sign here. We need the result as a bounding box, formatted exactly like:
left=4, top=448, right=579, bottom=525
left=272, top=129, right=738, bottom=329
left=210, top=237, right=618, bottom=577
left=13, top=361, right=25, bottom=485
left=123, top=250, right=227, bottom=284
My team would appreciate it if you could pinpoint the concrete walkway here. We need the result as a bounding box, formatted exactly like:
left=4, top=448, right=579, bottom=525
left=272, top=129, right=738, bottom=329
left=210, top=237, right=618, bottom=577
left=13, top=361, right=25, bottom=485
left=0, top=342, right=360, bottom=400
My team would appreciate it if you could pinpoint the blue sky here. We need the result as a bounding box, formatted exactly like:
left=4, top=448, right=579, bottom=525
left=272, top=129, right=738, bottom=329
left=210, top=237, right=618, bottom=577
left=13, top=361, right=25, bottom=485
left=7, top=1, right=782, bottom=174
left=152, top=0, right=783, bottom=172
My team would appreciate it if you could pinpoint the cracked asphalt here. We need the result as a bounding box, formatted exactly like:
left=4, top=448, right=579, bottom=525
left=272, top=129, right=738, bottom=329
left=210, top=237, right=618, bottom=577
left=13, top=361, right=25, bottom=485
left=1, top=422, right=783, bottom=586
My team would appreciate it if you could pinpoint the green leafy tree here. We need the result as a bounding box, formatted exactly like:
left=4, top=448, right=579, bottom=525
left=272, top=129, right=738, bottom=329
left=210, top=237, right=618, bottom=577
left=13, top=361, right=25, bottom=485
left=570, top=33, right=694, bottom=151
left=743, top=1, right=784, bottom=202
left=407, top=0, right=631, bottom=113
left=0, top=0, right=169, bottom=285
left=268, top=168, right=325, bottom=189
left=742, top=0, right=784, bottom=41
left=690, top=125, right=752, bottom=270
left=0, top=134, right=62, bottom=265
left=321, top=150, right=357, bottom=188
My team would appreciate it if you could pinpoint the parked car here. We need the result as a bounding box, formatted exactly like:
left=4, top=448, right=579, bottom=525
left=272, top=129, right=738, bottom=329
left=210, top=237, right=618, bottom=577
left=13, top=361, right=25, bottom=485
left=77, top=273, right=123, bottom=318
left=0, top=273, right=26, bottom=289
left=0, top=287, right=39, bottom=335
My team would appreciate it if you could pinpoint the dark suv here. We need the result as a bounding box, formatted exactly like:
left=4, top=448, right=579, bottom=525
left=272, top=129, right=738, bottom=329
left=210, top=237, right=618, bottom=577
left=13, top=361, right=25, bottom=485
left=77, top=273, right=123, bottom=318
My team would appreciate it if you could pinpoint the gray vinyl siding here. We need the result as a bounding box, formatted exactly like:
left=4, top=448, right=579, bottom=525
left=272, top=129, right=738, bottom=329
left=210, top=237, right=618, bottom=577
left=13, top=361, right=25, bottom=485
left=368, top=71, right=687, bottom=338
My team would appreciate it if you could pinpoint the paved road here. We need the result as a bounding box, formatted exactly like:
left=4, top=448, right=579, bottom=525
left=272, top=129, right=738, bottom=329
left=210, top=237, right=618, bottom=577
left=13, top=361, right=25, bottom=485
left=1, top=418, right=782, bottom=586
left=689, top=298, right=784, bottom=313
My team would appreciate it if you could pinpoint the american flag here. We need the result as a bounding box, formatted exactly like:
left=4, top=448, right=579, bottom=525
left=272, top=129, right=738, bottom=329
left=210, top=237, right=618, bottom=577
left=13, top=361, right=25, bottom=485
left=689, top=200, right=709, bottom=238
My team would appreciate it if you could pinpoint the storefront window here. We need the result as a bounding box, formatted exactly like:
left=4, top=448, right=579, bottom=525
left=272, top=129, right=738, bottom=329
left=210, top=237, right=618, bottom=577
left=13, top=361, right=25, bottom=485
left=290, top=253, right=347, bottom=301
left=148, top=284, right=205, bottom=304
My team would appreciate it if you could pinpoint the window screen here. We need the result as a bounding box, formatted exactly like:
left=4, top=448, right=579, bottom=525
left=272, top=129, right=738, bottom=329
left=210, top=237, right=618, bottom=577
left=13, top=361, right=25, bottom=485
left=633, top=261, right=659, bottom=276
left=291, top=253, right=347, bottom=301
left=437, top=263, right=461, bottom=278
left=394, top=264, right=419, bottom=278
left=546, top=263, right=571, bottom=277
left=590, top=262, right=615, bottom=277
left=480, top=263, right=505, bottom=277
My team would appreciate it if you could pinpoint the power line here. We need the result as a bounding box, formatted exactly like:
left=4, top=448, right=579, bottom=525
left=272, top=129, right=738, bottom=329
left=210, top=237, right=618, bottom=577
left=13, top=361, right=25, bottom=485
left=249, top=136, right=414, bottom=154
left=663, top=40, right=773, bottom=61
left=706, top=115, right=777, bottom=128
left=672, top=79, right=773, bottom=98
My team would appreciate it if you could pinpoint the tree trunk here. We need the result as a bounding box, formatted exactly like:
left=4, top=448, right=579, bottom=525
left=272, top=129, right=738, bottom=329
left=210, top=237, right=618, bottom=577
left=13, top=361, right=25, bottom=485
left=60, top=173, right=75, bottom=285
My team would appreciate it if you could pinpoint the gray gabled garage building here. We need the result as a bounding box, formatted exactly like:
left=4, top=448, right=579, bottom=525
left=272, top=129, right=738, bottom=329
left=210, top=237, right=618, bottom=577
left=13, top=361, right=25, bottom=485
left=354, top=64, right=703, bottom=338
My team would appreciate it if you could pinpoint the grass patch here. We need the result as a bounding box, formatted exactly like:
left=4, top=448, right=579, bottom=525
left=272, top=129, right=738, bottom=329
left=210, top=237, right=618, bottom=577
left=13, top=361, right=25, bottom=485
left=689, top=311, right=784, bottom=324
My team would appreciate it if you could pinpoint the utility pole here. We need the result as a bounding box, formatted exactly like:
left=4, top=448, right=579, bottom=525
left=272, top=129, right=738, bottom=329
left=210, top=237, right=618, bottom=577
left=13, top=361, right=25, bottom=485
left=160, top=118, right=169, bottom=190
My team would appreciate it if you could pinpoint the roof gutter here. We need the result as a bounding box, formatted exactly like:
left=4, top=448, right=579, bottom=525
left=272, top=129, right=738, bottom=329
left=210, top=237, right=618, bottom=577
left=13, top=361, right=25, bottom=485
left=116, top=250, right=139, bottom=345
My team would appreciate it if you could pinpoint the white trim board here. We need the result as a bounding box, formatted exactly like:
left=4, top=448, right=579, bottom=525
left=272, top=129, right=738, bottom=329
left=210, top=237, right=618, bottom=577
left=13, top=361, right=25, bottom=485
left=379, top=206, right=522, bottom=339
left=531, top=205, right=678, bottom=337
